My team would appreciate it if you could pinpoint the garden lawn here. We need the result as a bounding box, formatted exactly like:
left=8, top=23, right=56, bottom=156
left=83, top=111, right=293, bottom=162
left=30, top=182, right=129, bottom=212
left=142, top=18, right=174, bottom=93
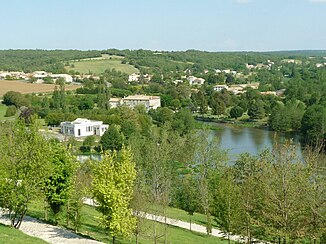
left=28, top=201, right=230, bottom=244
left=0, top=223, right=47, bottom=244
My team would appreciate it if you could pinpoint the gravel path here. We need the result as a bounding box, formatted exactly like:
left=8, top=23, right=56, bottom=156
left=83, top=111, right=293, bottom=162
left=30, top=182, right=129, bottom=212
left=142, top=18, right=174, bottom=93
left=0, top=210, right=103, bottom=244
left=84, top=198, right=265, bottom=243
left=0, top=200, right=267, bottom=244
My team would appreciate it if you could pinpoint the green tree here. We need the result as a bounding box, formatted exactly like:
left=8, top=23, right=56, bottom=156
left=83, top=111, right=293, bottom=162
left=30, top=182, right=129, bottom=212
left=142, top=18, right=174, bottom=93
left=260, top=143, right=308, bottom=243
left=92, top=148, right=137, bottom=243
left=211, top=166, right=242, bottom=244
left=5, top=105, right=17, bottom=117
left=230, top=106, right=244, bottom=119
left=303, top=147, right=326, bottom=243
left=194, top=129, right=228, bottom=235
left=210, top=93, right=226, bottom=115
left=0, top=119, right=52, bottom=228
left=99, top=125, right=123, bottom=152
left=192, top=90, right=208, bottom=114
left=172, top=108, right=195, bottom=135
left=3, top=91, right=30, bottom=107
left=174, top=175, right=199, bottom=231
left=43, top=140, right=77, bottom=224
left=248, top=100, right=265, bottom=120
left=81, top=135, right=96, bottom=152
left=301, top=104, right=326, bottom=146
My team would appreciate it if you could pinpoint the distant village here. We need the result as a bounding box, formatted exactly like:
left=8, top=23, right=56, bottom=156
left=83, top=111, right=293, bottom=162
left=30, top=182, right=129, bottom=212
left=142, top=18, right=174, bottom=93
left=1, top=58, right=295, bottom=140
left=0, top=70, right=100, bottom=84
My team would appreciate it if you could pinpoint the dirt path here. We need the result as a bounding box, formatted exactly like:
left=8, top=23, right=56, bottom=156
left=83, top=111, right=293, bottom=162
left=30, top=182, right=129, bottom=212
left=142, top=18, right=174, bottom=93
left=0, top=210, right=103, bottom=244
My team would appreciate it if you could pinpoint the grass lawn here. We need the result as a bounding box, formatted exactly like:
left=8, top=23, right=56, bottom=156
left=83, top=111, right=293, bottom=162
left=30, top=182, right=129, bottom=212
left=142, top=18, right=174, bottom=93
left=0, top=103, right=16, bottom=120
left=147, top=204, right=219, bottom=229
left=0, top=223, right=47, bottom=244
left=66, top=59, right=139, bottom=75
left=28, top=201, right=229, bottom=244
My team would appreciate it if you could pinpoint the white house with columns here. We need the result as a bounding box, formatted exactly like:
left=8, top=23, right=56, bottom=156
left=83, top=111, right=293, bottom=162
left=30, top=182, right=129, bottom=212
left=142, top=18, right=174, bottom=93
left=60, top=118, right=108, bottom=137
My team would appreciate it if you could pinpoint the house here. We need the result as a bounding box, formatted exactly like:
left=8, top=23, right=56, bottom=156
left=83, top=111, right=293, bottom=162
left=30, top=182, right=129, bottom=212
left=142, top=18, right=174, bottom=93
left=260, top=91, right=277, bottom=96
left=172, top=79, right=184, bottom=84
left=0, top=71, right=11, bottom=79
left=109, top=95, right=161, bottom=111
left=128, top=73, right=140, bottom=82
left=109, top=97, right=123, bottom=108
left=122, top=95, right=161, bottom=110
left=187, top=76, right=205, bottom=86
left=60, top=118, right=109, bottom=137
left=213, top=84, right=229, bottom=92
left=32, top=71, right=73, bottom=83
left=50, top=74, right=73, bottom=83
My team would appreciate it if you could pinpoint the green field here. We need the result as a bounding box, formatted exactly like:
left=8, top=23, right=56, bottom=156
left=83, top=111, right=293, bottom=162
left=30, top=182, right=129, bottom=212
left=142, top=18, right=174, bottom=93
left=28, top=201, right=229, bottom=244
left=66, top=57, right=139, bottom=75
left=0, top=224, right=47, bottom=244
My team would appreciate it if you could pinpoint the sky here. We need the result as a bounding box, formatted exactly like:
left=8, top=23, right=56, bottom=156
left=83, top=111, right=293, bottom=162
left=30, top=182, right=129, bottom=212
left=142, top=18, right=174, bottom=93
left=1, top=0, right=326, bottom=51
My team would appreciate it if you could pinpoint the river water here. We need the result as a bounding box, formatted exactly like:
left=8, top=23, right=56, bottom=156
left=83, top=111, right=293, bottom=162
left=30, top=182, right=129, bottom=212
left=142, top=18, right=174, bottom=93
left=211, top=123, right=302, bottom=161
left=76, top=123, right=302, bottom=163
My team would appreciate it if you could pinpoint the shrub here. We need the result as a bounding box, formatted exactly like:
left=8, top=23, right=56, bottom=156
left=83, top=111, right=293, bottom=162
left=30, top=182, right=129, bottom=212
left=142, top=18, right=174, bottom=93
left=5, top=105, right=17, bottom=117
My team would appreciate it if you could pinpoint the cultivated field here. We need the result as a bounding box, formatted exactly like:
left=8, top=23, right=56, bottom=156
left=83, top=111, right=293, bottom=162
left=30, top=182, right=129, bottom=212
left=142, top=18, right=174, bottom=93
left=0, top=80, right=81, bottom=97
left=66, top=57, right=139, bottom=75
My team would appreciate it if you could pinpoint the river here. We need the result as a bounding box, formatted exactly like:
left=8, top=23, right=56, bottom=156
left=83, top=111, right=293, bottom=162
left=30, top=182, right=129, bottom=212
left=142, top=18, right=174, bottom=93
left=76, top=123, right=302, bottom=163
left=211, top=123, right=302, bottom=161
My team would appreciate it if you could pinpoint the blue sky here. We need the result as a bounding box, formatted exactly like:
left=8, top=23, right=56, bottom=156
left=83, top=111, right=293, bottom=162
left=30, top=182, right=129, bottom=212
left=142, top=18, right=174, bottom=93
left=1, top=0, right=326, bottom=51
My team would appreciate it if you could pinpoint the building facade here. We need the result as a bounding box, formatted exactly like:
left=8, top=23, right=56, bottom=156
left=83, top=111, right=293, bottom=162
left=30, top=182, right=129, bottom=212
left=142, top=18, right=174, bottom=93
left=60, top=118, right=109, bottom=137
left=109, top=95, right=161, bottom=111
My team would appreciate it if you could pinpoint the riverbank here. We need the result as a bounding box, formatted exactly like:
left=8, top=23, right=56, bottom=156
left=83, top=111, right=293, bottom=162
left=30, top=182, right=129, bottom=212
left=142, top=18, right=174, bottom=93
left=195, top=115, right=269, bottom=129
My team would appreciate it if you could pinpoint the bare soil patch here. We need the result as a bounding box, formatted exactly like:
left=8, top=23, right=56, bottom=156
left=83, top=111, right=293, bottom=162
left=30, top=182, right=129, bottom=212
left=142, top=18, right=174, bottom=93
left=0, top=80, right=81, bottom=97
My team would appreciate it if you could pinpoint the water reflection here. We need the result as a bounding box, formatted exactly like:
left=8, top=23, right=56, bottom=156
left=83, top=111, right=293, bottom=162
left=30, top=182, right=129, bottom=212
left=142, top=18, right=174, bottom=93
left=211, top=123, right=302, bottom=162
left=76, top=154, right=102, bottom=163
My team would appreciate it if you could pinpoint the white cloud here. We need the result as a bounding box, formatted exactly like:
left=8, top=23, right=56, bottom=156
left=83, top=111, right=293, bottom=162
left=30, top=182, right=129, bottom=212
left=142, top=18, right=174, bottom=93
left=308, top=0, right=326, bottom=3
left=235, top=0, right=253, bottom=3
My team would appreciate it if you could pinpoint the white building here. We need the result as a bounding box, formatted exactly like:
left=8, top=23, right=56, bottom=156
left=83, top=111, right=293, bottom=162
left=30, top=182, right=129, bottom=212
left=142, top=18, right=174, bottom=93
left=187, top=76, right=205, bottom=86
left=109, top=97, right=123, bottom=108
left=60, top=118, right=109, bottom=137
left=128, top=73, right=140, bottom=82
left=32, top=71, right=73, bottom=83
left=172, top=79, right=184, bottom=84
left=213, top=84, right=229, bottom=92
left=50, top=74, right=73, bottom=83
left=109, top=95, right=161, bottom=111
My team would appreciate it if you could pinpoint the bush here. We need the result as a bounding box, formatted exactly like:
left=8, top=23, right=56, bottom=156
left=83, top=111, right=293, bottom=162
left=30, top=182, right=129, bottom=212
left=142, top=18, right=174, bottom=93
left=5, top=105, right=17, bottom=117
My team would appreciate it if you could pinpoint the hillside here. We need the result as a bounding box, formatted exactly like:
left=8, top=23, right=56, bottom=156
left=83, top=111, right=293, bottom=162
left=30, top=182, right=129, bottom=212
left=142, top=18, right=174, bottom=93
left=66, top=55, right=139, bottom=75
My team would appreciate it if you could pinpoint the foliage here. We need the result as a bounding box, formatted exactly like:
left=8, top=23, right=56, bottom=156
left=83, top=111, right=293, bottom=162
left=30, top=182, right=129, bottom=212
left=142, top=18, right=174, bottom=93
left=301, top=103, right=326, bottom=146
left=81, top=135, right=96, bottom=152
left=5, top=105, right=17, bottom=117
left=0, top=120, right=52, bottom=228
left=43, top=140, right=77, bottom=223
left=268, top=99, right=305, bottom=131
left=92, top=148, right=137, bottom=241
left=248, top=100, right=265, bottom=120
left=229, top=106, right=244, bottom=119
left=99, top=125, right=123, bottom=152
left=3, top=91, right=30, bottom=107
left=0, top=49, right=101, bottom=73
